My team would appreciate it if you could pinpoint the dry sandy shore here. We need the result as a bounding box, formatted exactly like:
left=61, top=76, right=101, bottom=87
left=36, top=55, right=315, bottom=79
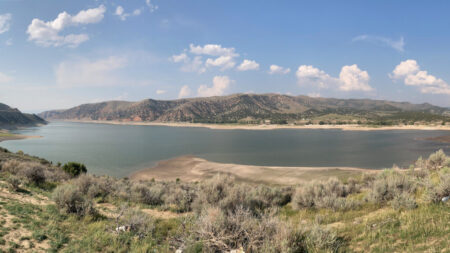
left=63, top=119, right=450, bottom=131
left=130, top=156, right=377, bottom=185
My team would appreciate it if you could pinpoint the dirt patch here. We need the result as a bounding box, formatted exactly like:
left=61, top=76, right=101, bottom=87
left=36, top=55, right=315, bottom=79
left=0, top=182, right=52, bottom=251
left=0, top=186, right=50, bottom=206
left=97, top=202, right=189, bottom=220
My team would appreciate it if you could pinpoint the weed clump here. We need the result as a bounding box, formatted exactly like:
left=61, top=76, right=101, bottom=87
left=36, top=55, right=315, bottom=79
left=52, top=184, right=96, bottom=216
left=20, top=164, right=46, bottom=185
left=391, top=193, right=417, bottom=210
left=292, top=177, right=359, bottom=210
left=367, top=170, right=416, bottom=203
left=6, top=175, right=21, bottom=191
left=427, top=173, right=450, bottom=203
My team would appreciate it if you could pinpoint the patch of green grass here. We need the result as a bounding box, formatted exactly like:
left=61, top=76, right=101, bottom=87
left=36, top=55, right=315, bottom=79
left=0, top=132, right=14, bottom=137
left=336, top=203, right=450, bottom=252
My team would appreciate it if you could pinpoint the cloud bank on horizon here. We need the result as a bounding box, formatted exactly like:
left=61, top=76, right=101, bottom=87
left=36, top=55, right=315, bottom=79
left=0, top=0, right=450, bottom=111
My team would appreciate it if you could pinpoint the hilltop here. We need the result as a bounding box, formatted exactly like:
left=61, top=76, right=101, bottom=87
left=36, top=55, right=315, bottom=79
left=39, top=94, right=450, bottom=125
left=0, top=103, right=46, bottom=129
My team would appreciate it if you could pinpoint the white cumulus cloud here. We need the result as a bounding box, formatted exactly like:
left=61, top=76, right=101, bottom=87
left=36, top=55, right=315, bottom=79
left=178, top=85, right=191, bottom=98
left=170, top=53, right=206, bottom=73
left=189, top=44, right=239, bottom=71
left=237, top=59, right=259, bottom=71
left=170, top=53, right=188, bottom=63
left=189, top=44, right=238, bottom=57
left=172, top=43, right=255, bottom=73
left=156, top=89, right=166, bottom=95
left=0, top=13, right=12, bottom=34
left=296, top=64, right=373, bottom=91
left=115, top=6, right=142, bottom=21
left=296, top=65, right=334, bottom=88
left=269, top=64, right=290, bottom=74
left=339, top=64, right=372, bottom=91
left=27, top=5, right=106, bottom=48
left=353, top=35, right=405, bottom=52
left=205, top=55, right=236, bottom=70
left=390, top=59, right=450, bottom=95
left=55, top=56, right=127, bottom=87
left=197, top=76, right=232, bottom=97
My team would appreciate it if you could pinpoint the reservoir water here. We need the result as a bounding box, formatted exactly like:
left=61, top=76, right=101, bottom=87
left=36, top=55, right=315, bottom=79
left=2, top=122, right=449, bottom=178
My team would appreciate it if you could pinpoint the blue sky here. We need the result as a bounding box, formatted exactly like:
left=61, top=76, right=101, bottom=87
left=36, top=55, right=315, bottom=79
left=1, top=0, right=450, bottom=112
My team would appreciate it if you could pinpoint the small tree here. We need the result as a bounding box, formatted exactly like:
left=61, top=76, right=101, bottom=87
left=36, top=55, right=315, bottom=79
left=62, top=162, right=87, bottom=177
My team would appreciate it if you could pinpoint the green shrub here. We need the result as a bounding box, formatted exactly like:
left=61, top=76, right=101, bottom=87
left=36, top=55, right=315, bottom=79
left=194, top=206, right=295, bottom=252
left=192, top=174, right=234, bottom=212
left=119, top=207, right=155, bottom=239
left=20, top=164, right=46, bottom=185
left=6, top=175, right=21, bottom=191
left=131, top=183, right=165, bottom=206
left=427, top=173, right=450, bottom=203
left=0, top=159, right=21, bottom=173
left=193, top=174, right=290, bottom=215
left=52, top=184, right=96, bottom=216
left=391, top=193, right=417, bottom=210
left=367, top=170, right=416, bottom=203
left=305, top=224, right=342, bottom=252
left=164, top=185, right=196, bottom=212
left=292, top=177, right=357, bottom=210
left=62, top=162, right=87, bottom=177
left=427, top=149, right=447, bottom=170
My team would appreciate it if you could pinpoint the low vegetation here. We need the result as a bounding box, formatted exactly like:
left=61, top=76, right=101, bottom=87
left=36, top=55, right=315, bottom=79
left=0, top=147, right=449, bottom=252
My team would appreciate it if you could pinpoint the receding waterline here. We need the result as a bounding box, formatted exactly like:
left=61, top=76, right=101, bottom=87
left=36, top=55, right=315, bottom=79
left=2, top=122, right=449, bottom=178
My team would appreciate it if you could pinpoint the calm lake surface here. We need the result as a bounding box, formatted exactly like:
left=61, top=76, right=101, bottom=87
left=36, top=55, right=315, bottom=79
left=2, top=122, right=449, bottom=178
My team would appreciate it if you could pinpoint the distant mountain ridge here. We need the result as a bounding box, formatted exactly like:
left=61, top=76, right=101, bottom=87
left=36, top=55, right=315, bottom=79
left=39, top=94, right=450, bottom=124
left=0, top=103, right=46, bottom=129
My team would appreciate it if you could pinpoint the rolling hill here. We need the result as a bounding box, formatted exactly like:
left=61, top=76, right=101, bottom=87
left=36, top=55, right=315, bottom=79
left=39, top=94, right=450, bottom=125
left=0, top=103, right=47, bottom=129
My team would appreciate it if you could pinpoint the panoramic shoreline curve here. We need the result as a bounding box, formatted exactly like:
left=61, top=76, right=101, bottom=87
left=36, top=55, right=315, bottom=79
left=130, top=156, right=377, bottom=185
left=60, top=119, right=450, bottom=131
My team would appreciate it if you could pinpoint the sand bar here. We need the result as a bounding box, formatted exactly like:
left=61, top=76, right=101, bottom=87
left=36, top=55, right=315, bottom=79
left=0, top=130, right=41, bottom=143
left=130, top=156, right=377, bottom=185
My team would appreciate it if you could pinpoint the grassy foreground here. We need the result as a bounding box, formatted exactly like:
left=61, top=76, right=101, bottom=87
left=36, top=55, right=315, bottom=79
left=0, top=147, right=449, bottom=252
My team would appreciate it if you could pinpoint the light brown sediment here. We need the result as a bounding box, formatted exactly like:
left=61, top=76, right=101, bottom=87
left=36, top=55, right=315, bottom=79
left=129, top=156, right=377, bottom=186
left=58, top=119, right=450, bottom=131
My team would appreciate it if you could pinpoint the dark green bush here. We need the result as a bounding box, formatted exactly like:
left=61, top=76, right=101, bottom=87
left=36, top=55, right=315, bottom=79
left=62, top=162, right=87, bottom=177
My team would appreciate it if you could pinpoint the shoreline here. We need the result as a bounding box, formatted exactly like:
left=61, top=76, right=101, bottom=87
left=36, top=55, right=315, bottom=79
left=0, top=130, right=41, bottom=143
left=130, top=156, right=377, bottom=185
left=57, top=119, right=450, bottom=131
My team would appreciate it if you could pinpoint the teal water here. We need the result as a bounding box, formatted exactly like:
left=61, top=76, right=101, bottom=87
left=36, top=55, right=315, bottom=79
left=2, top=122, right=449, bottom=178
